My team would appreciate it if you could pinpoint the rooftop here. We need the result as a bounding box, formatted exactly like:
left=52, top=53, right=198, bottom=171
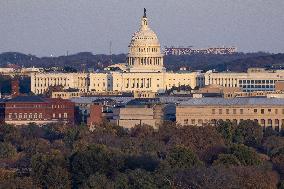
left=5, top=96, right=47, bottom=103
left=177, top=97, right=284, bottom=106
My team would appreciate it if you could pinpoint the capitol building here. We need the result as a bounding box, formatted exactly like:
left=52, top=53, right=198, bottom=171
left=31, top=10, right=204, bottom=94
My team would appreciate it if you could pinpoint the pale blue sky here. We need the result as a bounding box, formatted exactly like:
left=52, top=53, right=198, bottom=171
left=0, top=0, right=283, bottom=56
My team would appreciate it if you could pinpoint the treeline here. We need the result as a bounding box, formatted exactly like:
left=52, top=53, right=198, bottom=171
left=2, top=51, right=284, bottom=72
left=0, top=120, right=284, bottom=188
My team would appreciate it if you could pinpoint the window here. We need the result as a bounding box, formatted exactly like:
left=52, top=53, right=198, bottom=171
left=191, top=119, right=195, bottom=124
left=39, top=113, right=42, bottom=119
left=184, top=119, right=188, bottom=125
left=226, top=109, right=229, bottom=114
left=212, top=109, right=215, bottom=114
left=53, top=113, right=56, bottom=118
left=275, top=109, right=278, bottom=114
left=64, top=113, right=68, bottom=118
left=218, top=109, right=222, bottom=114
left=58, top=113, right=62, bottom=118
left=240, top=109, right=244, bottom=114
left=254, top=109, right=257, bottom=113
left=34, top=113, right=37, bottom=119
left=261, top=109, right=264, bottom=114
left=233, top=109, right=236, bottom=114
left=268, top=109, right=271, bottom=113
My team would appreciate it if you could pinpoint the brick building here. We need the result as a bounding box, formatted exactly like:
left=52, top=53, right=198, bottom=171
left=1, top=96, right=75, bottom=125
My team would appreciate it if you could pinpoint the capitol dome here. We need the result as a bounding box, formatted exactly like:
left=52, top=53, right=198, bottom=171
left=127, top=9, right=165, bottom=73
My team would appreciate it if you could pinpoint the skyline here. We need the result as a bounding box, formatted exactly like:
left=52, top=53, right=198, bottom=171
left=0, top=0, right=284, bottom=56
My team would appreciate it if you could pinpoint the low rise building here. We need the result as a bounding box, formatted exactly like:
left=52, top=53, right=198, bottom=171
left=110, top=98, right=175, bottom=129
left=31, top=72, right=89, bottom=94
left=1, top=96, right=75, bottom=125
left=176, top=98, right=284, bottom=131
left=205, top=68, right=284, bottom=92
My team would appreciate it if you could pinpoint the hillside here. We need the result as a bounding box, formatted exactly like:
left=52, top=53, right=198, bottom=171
left=1, top=52, right=284, bottom=72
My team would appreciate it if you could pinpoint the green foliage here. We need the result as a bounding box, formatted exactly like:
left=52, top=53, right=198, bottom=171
left=0, top=124, right=21, bottom=144
left=70, top=144, right=124, bottom=187
left=125, top=169, right=157, bottom=189
left=0, top=142, right=16, bottom=159
left=229, top=144, right=262, bottom=166
left=31, top=153, right=71, bottom=189
left=164, top=146, right=203, bottom=170
left=124, top=154, right=159, bottom=172
left=0, top=122, right=283, bottom=188
left=213, top=154, right=241, bottom=166
left=233, top=120, right=263, bottom=147
left=81, top=173, right=114, bottom=189
left=216, top=120, right=234, bottom=143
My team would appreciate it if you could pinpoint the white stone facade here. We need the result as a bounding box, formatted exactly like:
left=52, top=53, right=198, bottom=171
left=31, top=10, right=204, bottom=95
left=31, top=73, right=89, bottom=94
left=205, top=68, right=284, bottom=92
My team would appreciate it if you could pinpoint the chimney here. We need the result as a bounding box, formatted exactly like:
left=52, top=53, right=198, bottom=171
left=11, top=79, right=20, bottom=98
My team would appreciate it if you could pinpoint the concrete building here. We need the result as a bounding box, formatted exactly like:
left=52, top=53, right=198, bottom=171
left=110, top=98, right=175, bottom=129
left=31, top=9, right=204, bottom=95
left=31, top=72, right=89, bottom=94
left=176, top=98, right=284, bottom=131
left=205, top=68, right=284, bottom=92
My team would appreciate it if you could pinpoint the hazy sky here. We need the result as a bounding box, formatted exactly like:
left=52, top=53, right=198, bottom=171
left=0, top=0, right=283, bottom=56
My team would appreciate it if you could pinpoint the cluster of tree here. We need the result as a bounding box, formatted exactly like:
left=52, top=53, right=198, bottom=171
left=0, top=120, right=283, bottom=188
left=3, top=51, right=284, bottom=73
left=0, top=52, right=126, bottom=72
left=0, top=75, right=30, bottom=95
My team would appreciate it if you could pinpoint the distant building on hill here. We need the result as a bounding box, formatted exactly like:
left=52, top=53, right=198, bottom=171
left=164, top=46, right=237, bottom=55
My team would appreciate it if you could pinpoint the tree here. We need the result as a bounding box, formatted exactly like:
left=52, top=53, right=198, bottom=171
left=81, top=173, right=114, bottom=189
left=233, top=120, right=263, bottom=147
left=125, top=169, right=157, bottom=189
left=271, top=154, right=284, bottom=177
left=173, top=166, right=278, bottom=189
left=70, top=144, right=124, bottom=187
left=130, top=124, right=155, bottom=138
left=213, top=154, right=241, bottom=166
left=262, top=135, right=284, bottom=156
left=229, top=144, right=262, bottom=166
left=31, top=153, right=71, bottom=189
left=124, top=154, right=159, bottom=172
left=0, top=124, right=21, bottom=145
left=0, top=142, right=16, bottom=159
left=164, top=146, right=203, bottom=170
left=216, top=120, right=234, bottom=143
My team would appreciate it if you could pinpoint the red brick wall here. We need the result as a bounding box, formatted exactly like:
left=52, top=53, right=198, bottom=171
left=87, top=104, right=103, bottom=126
left=4, top=98, right=75, bottom=125
left=5, top=102, right=50, bottom=122
left=11, top=80, right=19, bottom=98
left=47, top=98, right=75, bottom=124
